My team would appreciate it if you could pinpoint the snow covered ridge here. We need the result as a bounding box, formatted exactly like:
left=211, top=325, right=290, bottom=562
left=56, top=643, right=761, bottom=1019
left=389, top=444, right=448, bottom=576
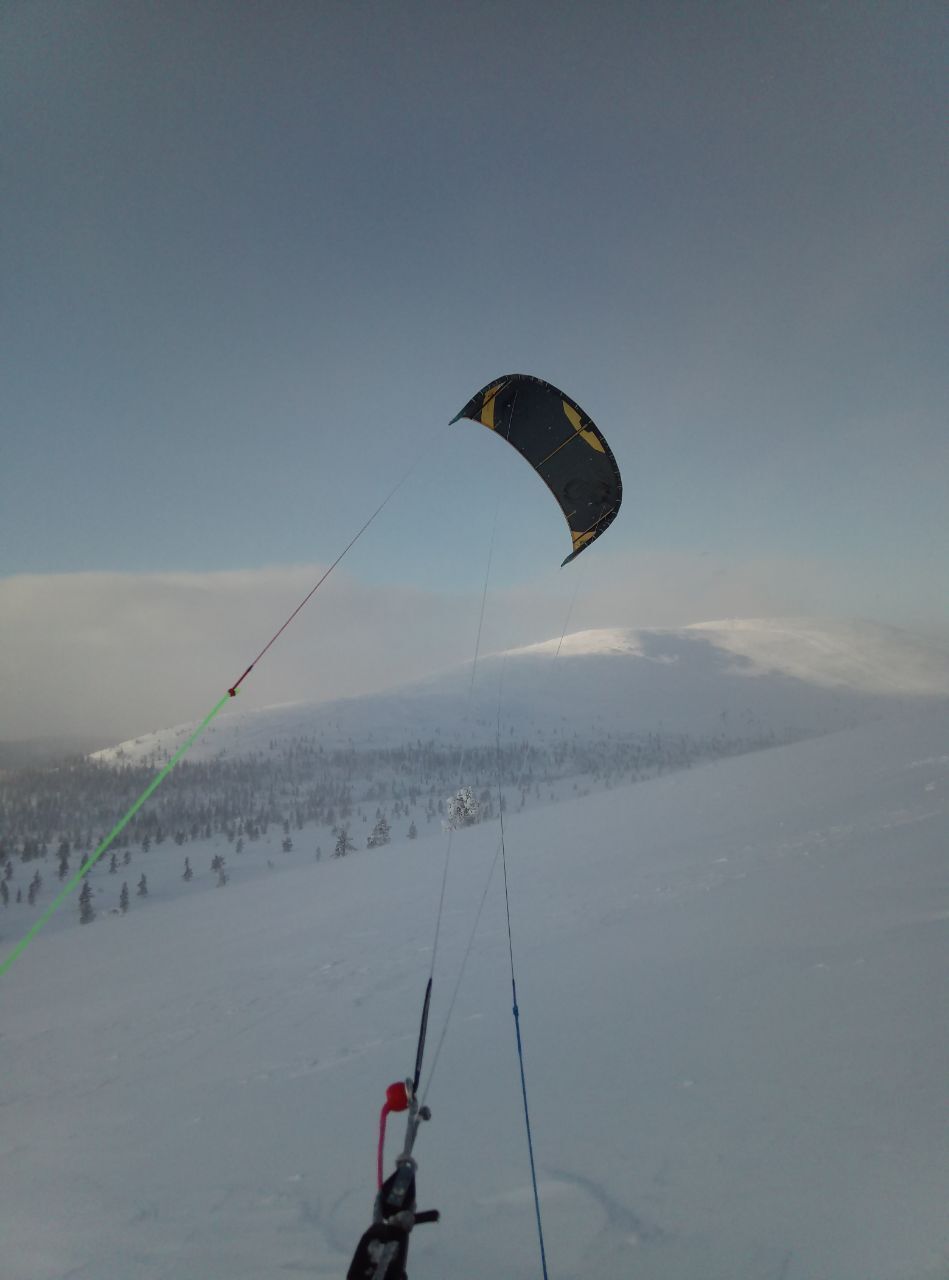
left=91, top=617, right=949, bottom=765
left=504, top=617, right=949, bottom=695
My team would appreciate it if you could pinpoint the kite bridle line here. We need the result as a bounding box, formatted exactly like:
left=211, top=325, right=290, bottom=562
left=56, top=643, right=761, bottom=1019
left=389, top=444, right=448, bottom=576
left=412, top=508, right=588, bottom=1280
left=419, top=553, right=587, bottom=1104
left=352, top=484, right=503, bottom=1279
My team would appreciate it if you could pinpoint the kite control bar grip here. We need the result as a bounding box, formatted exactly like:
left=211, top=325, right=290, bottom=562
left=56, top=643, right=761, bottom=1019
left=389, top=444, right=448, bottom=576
left=414, top=1209, right=440, bottom=1225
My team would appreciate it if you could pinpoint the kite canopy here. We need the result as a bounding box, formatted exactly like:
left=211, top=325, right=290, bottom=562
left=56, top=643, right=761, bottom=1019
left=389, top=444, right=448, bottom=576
left=451, top=373, right=622, bottom=565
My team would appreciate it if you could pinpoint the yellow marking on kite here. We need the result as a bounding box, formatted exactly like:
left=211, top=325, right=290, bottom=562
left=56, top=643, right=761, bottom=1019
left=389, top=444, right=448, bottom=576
left=479, top=382, right=506, bottom=430
left=569, top=505, right=618, bottom=550
left=563, top=401, right=605, bottom=452
left=538, top=405, right=607, bottom=468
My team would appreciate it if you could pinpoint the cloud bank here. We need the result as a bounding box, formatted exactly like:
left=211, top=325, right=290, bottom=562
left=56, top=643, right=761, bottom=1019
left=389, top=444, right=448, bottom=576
left=1, top=551, right=938, bottom=744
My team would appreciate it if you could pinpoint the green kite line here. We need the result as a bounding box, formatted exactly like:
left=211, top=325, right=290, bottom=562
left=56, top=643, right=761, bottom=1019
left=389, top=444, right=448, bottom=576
left=0, top=452, right=427, bottom=982
left=0, top=693, right=231, bottom=979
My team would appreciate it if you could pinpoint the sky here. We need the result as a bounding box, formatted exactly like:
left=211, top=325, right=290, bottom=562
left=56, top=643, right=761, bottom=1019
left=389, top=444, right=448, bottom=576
left=2, top=0, right=947, bottom=741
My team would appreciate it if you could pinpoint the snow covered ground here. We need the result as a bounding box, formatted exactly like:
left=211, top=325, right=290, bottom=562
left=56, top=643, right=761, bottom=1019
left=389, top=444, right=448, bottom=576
left=2, top=704, right=947, bottom=1279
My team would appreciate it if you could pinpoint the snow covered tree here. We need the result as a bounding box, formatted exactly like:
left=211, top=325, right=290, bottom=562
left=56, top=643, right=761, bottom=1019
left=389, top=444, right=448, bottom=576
left=334, top=827, right=355, bottom=858
left=0, top=879, right=8, bottom=907
left=282, top=835, right=293, bottom=852
left=407, top=821, right=418, bottom=839
left=137, top=874, right=148, bottom=897
left=119, top=882, right=129, bottom=913
left=182, top=858, right=193, bottom=881
left=367, top=814, right=390, bottom=848
left=28, top=871, right=42, bottom=905
left=79, top=880, right=95, bottom=924
left=446, top=786, right=479, bottom=829
left=109, top=853, right=118, bottom=874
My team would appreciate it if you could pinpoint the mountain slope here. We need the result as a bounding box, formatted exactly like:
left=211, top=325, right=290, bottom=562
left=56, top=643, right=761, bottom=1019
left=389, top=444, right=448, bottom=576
left=4, top=706, right=948, bottom=1279
left=93, top=617, right=949, bottom=765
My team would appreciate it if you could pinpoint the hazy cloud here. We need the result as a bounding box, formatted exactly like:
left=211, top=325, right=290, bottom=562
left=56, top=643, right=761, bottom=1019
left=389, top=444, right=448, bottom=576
left=2, top=549, right=919, bottom=744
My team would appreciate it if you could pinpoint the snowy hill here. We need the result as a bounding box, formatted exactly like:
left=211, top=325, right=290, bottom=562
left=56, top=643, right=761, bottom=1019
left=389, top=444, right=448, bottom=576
left=3, top=706, right=947, bottom=1279
left=92, top=617, right=949, bottom=765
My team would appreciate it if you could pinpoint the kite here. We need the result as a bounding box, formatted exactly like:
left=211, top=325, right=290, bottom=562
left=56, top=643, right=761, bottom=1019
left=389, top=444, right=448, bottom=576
left=451, top=373, right=622, bottom=564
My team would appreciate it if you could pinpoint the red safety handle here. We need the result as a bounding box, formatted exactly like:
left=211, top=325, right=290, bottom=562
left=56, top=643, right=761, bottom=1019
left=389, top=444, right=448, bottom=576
left=377, top=1081, right=410, bottom=1188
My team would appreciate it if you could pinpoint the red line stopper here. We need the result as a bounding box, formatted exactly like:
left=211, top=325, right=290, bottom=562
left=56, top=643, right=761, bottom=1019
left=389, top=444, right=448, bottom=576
left=228, top=664, right=254, bottom=697
left=377, top=1081, right=410, bottom=1188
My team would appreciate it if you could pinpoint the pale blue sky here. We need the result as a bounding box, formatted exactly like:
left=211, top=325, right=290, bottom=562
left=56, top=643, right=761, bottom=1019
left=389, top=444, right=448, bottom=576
left=2, top=1, right=947, bottom=737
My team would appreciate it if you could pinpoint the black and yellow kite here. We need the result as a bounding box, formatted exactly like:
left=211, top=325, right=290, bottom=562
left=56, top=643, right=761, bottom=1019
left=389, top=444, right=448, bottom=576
left=451, top=373, right=622, bottom=565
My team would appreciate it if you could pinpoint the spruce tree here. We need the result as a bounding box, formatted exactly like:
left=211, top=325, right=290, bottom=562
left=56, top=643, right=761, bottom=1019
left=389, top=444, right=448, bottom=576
left=119, top=882, right=129, bottom=913
left=334, top=827, right=355, bottom=858
left=137, top=874, right=148, bottom=897
left=79, top=880, right=94, bottom=924
left=183, top=857, right=193, bottom=881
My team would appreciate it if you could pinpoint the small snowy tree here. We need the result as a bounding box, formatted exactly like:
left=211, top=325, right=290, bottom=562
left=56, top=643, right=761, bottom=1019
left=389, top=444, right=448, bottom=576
left=334, top=827, right=355, bottom=858
left=119, top=882, right=129, bottom=913
left=407, top=821, right=418, bottom=839
left=137, top=874, right=148, bottom=898
left=445, top=786, right=479, bottom=830
left=367, top=815, right=390, bottom=848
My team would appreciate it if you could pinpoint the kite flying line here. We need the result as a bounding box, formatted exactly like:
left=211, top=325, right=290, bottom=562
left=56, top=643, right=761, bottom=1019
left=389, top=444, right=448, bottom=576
left=0, top=695, right=229, bottom=979
left=0, top=458, right=422, bottom=979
